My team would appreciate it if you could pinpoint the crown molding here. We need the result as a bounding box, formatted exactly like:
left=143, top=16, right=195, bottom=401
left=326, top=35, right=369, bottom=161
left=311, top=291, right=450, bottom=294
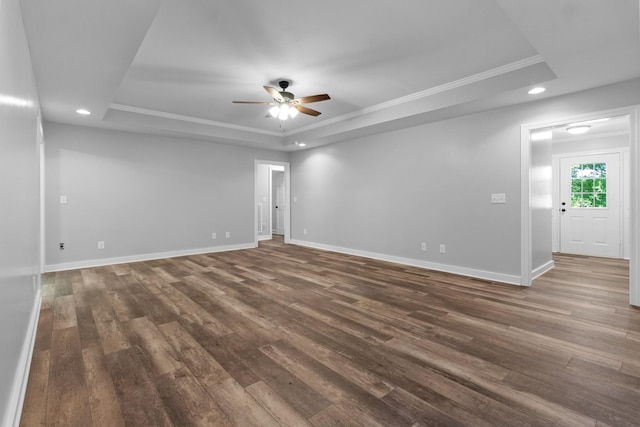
left=108, top=55, right=545, bottom=142
left=108, top=103, right=284, bottom=137
left=287, top=55, right=545, bottom=136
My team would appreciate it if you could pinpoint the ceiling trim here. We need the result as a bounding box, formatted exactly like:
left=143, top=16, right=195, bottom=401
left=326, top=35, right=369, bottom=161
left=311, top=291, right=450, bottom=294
left=109, top=103, right=284, bottom=137
left=287, top=55, right=546, bottom=137
left=108, top=55, right=546, bottom=141
left=552, top=129, right=629, bottom=143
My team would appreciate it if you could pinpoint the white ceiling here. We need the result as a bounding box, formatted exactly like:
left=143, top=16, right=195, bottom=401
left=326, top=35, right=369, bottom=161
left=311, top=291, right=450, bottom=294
left=20, top=0, right=640, bottom=151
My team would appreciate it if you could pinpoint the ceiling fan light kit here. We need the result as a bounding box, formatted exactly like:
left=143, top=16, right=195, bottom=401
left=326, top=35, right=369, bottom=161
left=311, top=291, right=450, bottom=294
left=233, top=80, right=330, bottom=121
left=270, top=103, right=299, bottom=120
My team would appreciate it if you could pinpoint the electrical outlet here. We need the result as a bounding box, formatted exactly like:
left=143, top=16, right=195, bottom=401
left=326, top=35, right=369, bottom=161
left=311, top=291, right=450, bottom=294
left=421, top=242, right=427, bottom=251
left=225, top=231, right=230, bottom=239
left=303, top=228, right=307, bottom=235
left=212, top=232, right=217, bottom=239
left=98, top=241, right=105, bottom=250
left=59, top=242, right=65, bottom=251
left=440, top=244, right=446, bottom=254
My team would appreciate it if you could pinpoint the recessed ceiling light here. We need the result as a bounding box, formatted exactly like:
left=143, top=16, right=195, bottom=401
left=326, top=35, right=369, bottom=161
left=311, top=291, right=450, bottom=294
left=298, top=143, right=306, bottom=147
left=566, top=125, right=591, bottom=135
left=76, top=108, right=91, bottom=115
left=527, top=87, right=546, bottom=95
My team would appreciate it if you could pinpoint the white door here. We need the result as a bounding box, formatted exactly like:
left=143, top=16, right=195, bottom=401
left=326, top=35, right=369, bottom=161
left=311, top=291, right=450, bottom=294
left=559, top=153, right=620, bottom=257
left=272, top=171, right=285, bottom=235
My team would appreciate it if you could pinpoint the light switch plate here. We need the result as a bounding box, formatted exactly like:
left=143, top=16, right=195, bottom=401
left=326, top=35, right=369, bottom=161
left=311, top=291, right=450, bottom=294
left=60, top=195, right=68, bottom=204
left=491, top=193, right=506, bottom=204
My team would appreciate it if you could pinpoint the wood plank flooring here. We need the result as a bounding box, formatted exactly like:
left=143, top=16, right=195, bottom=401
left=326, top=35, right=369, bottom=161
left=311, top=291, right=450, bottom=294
left=21, top=237, right=640, bottom=426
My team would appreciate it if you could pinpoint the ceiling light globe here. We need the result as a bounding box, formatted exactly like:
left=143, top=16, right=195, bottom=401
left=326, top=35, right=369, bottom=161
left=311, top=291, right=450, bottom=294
left=278, top=104, right=290, bottom=120
left=269, top=106, right=280, bottom=118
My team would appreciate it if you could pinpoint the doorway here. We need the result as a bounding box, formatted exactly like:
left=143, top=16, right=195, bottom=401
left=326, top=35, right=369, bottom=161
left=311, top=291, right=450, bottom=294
left=272, top=166, right=285, bottom=236
left=558, top=152, right=622, bottom=258
left=521, top=106, right=639, bottom=307
left=254, top=160, right=290, bottom=246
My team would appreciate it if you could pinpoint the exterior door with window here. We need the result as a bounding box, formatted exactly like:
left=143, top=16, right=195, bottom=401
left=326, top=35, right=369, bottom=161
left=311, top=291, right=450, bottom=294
left=559, top=153, right=620, bottom=258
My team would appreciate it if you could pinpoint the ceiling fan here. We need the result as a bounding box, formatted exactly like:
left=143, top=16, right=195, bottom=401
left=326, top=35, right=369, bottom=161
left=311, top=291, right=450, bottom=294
left=233, top=80, right=330, bottom=120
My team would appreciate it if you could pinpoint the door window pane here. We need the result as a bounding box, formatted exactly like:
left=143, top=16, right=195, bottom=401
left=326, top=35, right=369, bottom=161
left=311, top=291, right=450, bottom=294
left=570, top=162, right=607, bottom=208
left=571, top=179, right=582, bottom=192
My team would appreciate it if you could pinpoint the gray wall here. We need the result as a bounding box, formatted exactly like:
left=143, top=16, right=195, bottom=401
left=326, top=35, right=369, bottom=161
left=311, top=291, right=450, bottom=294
left=44, top=123, right=288, bottom=269
left=0, top=0, right=42, bottom=423
left=291, top=79, right=640, bottom=281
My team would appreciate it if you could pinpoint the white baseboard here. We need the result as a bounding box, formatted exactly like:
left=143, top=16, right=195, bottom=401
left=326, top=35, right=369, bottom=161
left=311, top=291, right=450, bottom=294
left=44, top=242, right=255, bottom=272
left=289, top=239, right=522, bottom=285
left=5, top=290, right=41, bottom=427
left=258, top=234, right=272, bottom=241
left=532, top=259, right=555, bottom=280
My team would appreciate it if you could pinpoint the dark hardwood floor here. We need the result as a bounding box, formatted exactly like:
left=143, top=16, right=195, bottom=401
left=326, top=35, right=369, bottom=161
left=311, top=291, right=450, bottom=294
left=20, top=237, right=640, bottom=426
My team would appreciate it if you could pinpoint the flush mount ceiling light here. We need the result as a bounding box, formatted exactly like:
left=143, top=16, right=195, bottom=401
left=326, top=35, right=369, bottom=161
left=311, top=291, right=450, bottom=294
left=233, top=80, right=330, bottom=121
left=566, top=125, right=591, bottom=135
left=76, top=108, right=91, bottom=115
left=527, top=87, right=546, bottom=95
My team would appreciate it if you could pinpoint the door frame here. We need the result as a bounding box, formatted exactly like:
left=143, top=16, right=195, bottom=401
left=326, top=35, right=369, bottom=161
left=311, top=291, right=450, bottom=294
left=557, top=152, right=622, bottom=258
left=271, top=166, right=286, bottom=236
left=520, top=105, right=639, bottom=307
left=553, top=148, right=629, bottom=257
left=254, top=160, right=290, bottom=246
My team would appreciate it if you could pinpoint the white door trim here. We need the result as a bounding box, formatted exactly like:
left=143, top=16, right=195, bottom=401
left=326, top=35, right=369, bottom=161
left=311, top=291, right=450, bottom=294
left=271, top=167, right=286, bottom=236
left=254, top=160, right=291, bottom=246
left=520, top=106, right=639, bottom=306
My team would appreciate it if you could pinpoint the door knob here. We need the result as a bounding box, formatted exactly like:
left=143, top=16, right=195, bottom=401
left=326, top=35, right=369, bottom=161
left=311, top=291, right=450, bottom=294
left=561, top=208, right=566, bottom=212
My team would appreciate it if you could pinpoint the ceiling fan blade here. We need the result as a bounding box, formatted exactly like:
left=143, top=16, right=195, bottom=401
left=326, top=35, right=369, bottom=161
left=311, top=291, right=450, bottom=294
left=264, top=86, right=285, bottom=102
left=296, top=94, right=330, bottom=104
left=232, top=101, right=273, bottom=104
left=295, top=105, right=321, bottom=116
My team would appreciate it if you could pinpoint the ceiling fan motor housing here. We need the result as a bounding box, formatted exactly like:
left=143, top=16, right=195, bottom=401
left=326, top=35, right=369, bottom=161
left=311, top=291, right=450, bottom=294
left=280, top=91, right=294, bottom=101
